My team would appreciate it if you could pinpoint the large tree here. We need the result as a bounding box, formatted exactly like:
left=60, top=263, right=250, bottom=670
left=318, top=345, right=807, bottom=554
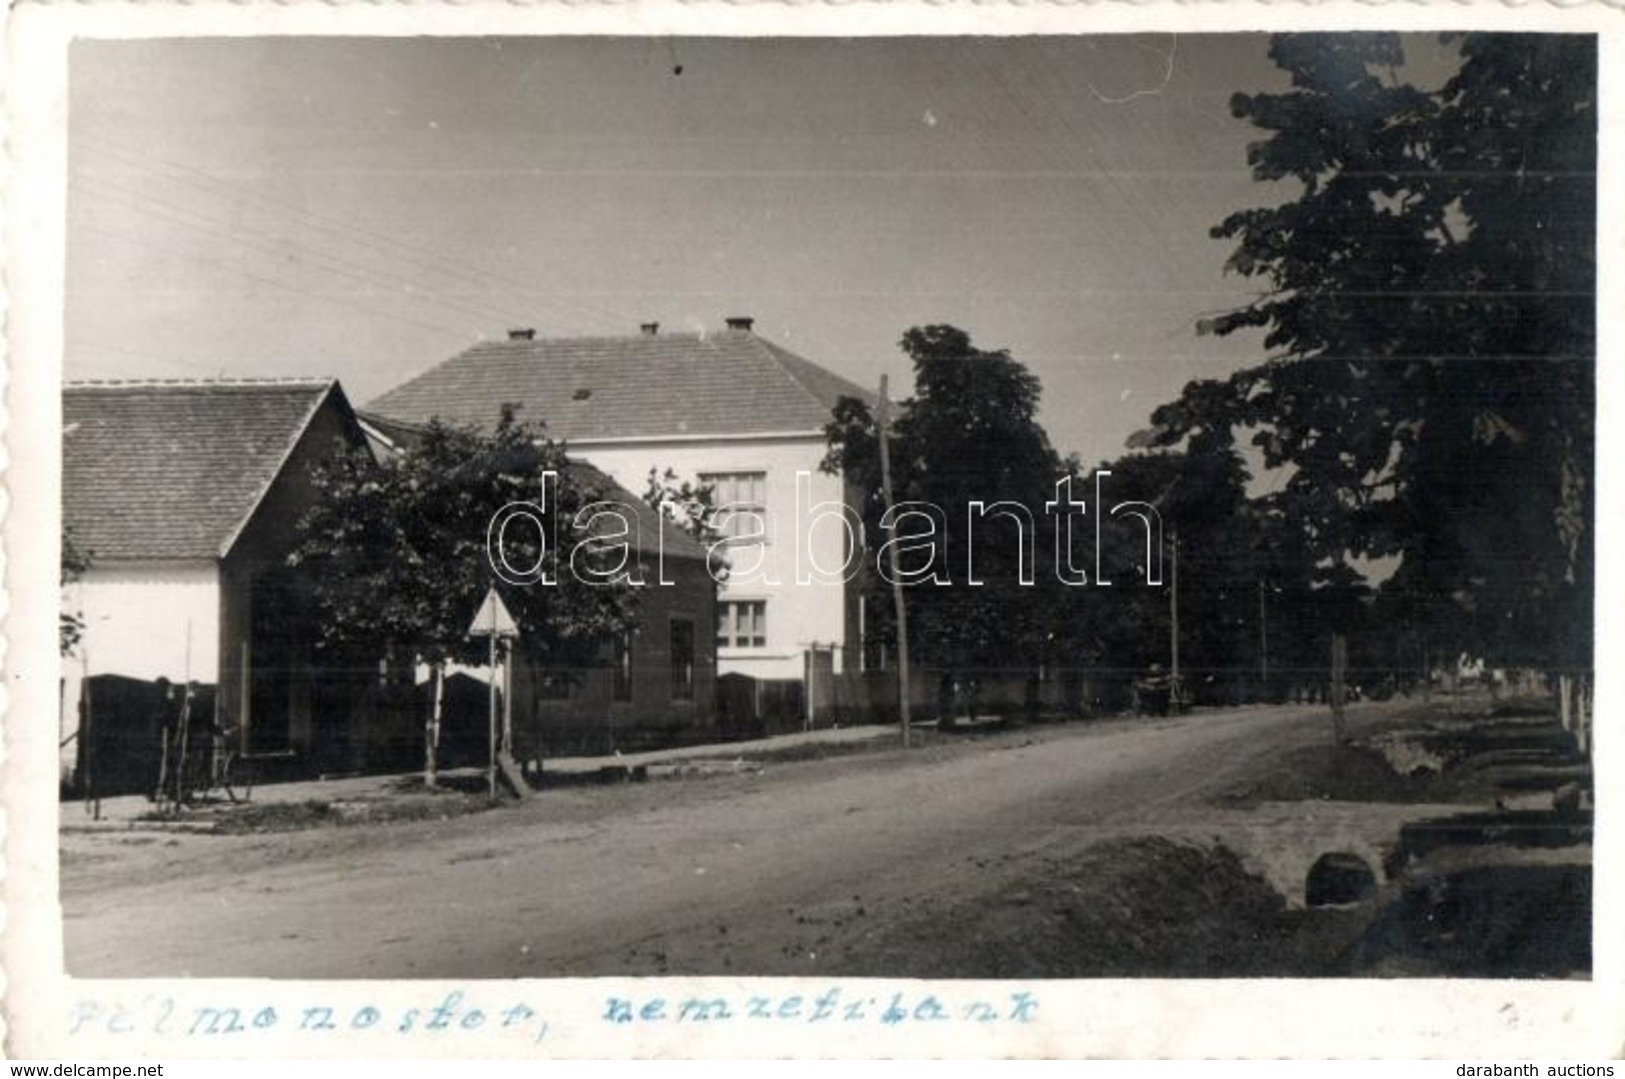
left=1145, top=33, right=1594, bottom=678
left=642, top=465, right=729, bottom=589
left=61, top=527, right=90, bottom=657
left=289, top=406, right=640, bottom=780
left=1089, top=445, right=1281, bottom=703
left=824, top=325, right=1071, bottom=720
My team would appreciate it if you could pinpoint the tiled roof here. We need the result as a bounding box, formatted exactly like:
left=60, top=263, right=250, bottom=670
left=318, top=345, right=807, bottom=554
left=563, top=461, right=712, bottom=564
left=63, top=380, right=342, bottom=562
left=365, top=329, right=874, bottom=441
left=356, top=412, right=710, bottom=563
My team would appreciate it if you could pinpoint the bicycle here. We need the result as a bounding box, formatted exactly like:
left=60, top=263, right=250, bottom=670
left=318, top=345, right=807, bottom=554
left=195, top=720, right=252, bottom=805
left=162, top=684, right=252, bottom=808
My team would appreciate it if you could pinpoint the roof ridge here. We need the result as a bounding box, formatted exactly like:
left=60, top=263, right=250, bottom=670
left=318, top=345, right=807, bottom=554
left=62, top=378, right=355, bottom=563
left=367, top=329, right=867, bottom=440
left=66, top=376, right=337, bottom=389
left=217, top=383, right=345, bottom=558
left=472, top=329, right=713, bottom=344
left=741, top=335, right=842, bottom=415
left=750, top=336, right=878, bottom=407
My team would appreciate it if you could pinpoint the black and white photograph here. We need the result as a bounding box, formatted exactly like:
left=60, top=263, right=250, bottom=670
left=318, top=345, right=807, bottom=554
left=4, top=7, right=1616, bottom=1060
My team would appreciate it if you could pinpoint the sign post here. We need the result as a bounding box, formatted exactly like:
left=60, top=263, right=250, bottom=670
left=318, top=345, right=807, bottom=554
left=467, top=586, right=519, bottom=799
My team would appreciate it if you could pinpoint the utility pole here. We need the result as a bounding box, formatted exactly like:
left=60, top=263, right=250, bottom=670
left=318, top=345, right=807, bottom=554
left=804, top=648, right=816, bottom=733
left=1422, top=639, right=1432, bottom=704
left=876, top=375, right=912, bottom=748
left=427, top=662, right=443, bottom=789
left=1169, top=530, right=1181, bottom=686
left=1330, top=633, right=1348, bottom=747
left=81, top=646, right=99, bottom=821
left=467, top=585, right=516, bottom=800
left=1258, top=579, right=1269, bottom=688
left=502, top=638, right=514, bottom=756
left=487, top=604, right=498, bottom=799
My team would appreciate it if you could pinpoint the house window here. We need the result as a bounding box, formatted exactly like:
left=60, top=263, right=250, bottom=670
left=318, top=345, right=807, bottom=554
left=613, top=631, right=633, bottom=702
left=700, top=471, right=767, bottom=544
left=670, top=619, right=696, bottom=701
left=717, top=600, right=768, bottom=649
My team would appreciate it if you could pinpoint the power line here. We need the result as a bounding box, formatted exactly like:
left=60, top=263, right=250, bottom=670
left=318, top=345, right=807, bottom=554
left=73, top=174, right=556, bottom=332
left=907, top=43, right=1127, bottom=294
left=78, top=130, right=625, bottom=331
left=76, top=132, right=638, bottom=335
left=74, top=221, right=483, bottom=343
left=1020, top=39, right=1187, bottom=263
left=68, top=340, right=236, bottom=381
left=72, top=339, right=227, bottom=373
left=939, top=40, right=1170, bottom=269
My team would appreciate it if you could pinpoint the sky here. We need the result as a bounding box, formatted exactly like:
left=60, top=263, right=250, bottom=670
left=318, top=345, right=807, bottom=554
left=65, top=34, right=1461, bottom=467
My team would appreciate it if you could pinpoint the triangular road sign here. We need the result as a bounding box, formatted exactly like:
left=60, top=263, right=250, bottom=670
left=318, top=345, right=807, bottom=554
left=467, top=587, right=520, bottom=638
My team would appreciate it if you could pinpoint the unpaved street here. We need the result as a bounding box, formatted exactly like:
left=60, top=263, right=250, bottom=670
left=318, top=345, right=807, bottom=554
left=62, top=702, right=1395, bottom=978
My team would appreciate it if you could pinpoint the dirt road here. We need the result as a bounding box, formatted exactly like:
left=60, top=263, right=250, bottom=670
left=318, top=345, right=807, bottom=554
left=61, top=701, right=1395, bottom=978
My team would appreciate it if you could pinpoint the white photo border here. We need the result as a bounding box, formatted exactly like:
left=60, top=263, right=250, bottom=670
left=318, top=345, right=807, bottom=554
left=4, top=0, right=1621, bottom=1059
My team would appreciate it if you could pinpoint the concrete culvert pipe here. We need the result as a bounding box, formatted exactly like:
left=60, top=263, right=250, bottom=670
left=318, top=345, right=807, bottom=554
left=1306, top=852, right=1378, bottom=907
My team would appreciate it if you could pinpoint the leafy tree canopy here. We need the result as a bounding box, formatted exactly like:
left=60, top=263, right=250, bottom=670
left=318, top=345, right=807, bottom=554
left=1145, top=32, right=1594, bottom=669
left=824, top=325, right=1071, bottom=673
left=642, top=466, right=730, bottom=588
left=289, top=406, right=639, bottom=669
left=61, top=527, right=91, bottom=657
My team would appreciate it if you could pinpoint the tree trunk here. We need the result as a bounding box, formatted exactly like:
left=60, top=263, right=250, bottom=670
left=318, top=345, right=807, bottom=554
left=1330, top=634, right=1348, bottom=747
left=1576, top=676, right=1590, bottom=757
left=1422, top=642, right=1432, bottom=705
left=1558, top=673, right=1573, bottom=733
left=426, top=662, right=444, bottom=789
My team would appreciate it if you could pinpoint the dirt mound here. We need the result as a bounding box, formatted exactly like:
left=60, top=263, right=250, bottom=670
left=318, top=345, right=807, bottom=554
left=1213, top=743, right=1451, bottom=805
left=209, top=791, right=500, bottom=834
left=831, top=832, right=1590, bottom=979
left=1388, top=809, right=1591, bottom=868
left=1341, top=862, right=1591, bottom=978
left=1213, top=702, right=1585, bottom=808
left=836, top=838, right=1347, bottom=978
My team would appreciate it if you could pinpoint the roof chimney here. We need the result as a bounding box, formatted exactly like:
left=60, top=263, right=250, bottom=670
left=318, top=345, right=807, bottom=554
left=640, top=321, right=660, bottom=336
left=508, top=328, right=536, bottom=341
left=724, top=315, right=755, bottom=333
